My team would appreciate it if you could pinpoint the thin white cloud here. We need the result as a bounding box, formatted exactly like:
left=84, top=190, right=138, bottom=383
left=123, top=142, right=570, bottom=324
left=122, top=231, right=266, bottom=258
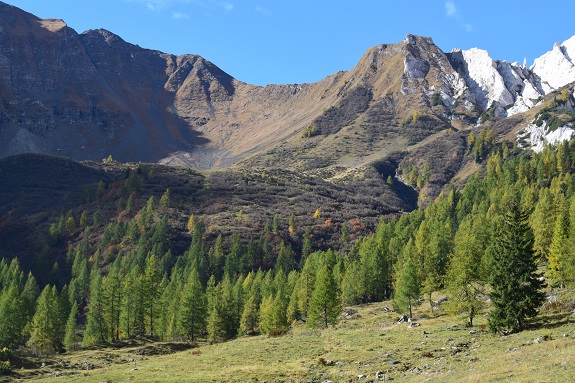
left=126, top=0, right=174, bottom=11
left=172, top=11, right=189, bottom=19
left=126, top=0, right=233, bottom=12
left=445, top=1, right=456, bottom=17
left=218, top=1, right=233, bottom=12
left=254, top=6, right=271, bottom=16
left=445, top=1, right=473, bottom=33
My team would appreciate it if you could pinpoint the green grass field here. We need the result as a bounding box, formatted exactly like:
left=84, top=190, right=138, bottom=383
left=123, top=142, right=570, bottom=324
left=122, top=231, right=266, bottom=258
left=10, top=298, right=575, bottom=383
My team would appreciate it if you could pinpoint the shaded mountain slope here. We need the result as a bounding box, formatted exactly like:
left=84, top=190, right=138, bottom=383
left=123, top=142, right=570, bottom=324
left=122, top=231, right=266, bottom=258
left=3, top=2, right=575, bottom=216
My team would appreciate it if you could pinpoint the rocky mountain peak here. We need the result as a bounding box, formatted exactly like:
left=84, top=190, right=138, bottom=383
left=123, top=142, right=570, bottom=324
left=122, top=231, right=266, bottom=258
left=2, top=1, right=575, bottom=180
left=83, top=28, right=128, bottom=47
left=532, top=35, right=575, bottom=93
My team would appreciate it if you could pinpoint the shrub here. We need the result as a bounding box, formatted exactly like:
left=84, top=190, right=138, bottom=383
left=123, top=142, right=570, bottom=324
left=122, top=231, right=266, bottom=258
left=268, top=328, right=288, bottom=337
left=431, top=93, right=442, bottom=107
left=0, top=348, right=11, bottom=362
left=0, top=362, right=11, bottom=375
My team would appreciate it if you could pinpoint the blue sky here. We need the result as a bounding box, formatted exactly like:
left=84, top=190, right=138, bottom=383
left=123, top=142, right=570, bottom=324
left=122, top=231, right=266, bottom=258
left=5, top=1, right=575, bottom=86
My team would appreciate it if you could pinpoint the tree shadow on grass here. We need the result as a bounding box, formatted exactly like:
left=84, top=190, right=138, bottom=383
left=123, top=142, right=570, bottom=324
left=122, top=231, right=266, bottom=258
left=529, top=311, right=573, bottom=331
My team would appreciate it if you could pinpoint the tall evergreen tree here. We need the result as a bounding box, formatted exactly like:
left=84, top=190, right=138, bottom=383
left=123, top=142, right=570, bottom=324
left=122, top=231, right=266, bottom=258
left=547, top=208, right=570, bottom=287
left=487, top=192, right=545, bottom=333
left=144, top=254, right=162, bottom=337
left=28, top=285, right=62, bottom=354
left=307, top=265, right=339, bottom=328
left=301, top=227, right=314, bottom=267
left=341, top=259, right=366, bottom=305
left=358, top=237, right=388, bottom=302
left=103, top=261, right=123, bottom=341
left=0, top=283, right=26, bottom=349
left=206, top=306, right=226, bottom=343
left=393, top=256, right=420, bottom=319
left=275, top=241, right=295, bottom=275
left=240, top=294, right=259, bottom=335
left=83, top=270, right=106, bottom=346
left=64, top=301, right=79, bottom=352
left=446, top=217, right=488, bottom=327
left=178, top=270, right=207, bottom=342
left=224, top=234, right=243, bottom=278
left=530, top=189, right=556, bottom=260
left=209, top=235, right=225, bottom=281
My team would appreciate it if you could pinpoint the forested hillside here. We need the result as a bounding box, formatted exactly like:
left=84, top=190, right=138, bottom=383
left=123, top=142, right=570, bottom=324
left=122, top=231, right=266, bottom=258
left=3, top=131, right=575, bottom=375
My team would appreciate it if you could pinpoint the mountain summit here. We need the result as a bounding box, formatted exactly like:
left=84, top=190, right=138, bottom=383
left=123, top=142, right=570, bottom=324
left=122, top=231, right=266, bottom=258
left=1, top=2, right=574, bottom=174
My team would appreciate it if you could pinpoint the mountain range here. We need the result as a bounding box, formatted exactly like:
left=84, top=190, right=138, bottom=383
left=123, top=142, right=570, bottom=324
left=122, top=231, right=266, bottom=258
left=1, top=1, right=575, bottom=205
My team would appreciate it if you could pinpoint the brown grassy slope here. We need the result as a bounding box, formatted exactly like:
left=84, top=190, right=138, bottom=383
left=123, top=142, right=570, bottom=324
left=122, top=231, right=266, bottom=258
left=163, top=35, right=468, bottom=176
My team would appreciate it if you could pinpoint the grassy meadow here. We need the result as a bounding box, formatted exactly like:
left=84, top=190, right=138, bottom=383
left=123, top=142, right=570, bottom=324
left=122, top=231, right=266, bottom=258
left=9, top=296, right=575, bottom=383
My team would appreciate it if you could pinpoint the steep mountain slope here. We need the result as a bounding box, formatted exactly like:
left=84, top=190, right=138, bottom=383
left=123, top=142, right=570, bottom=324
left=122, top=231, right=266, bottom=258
left=3, top=2, right=575, bottom=209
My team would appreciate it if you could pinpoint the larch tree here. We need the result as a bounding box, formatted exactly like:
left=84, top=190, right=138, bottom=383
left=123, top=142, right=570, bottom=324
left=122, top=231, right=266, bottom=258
left=178, top=269, right=207, bottom=342
left=393, top=256, right=421, bottom=319
left=82, top=270, right=106, bottom=346
left=340, top=259, right=366, bottom=305
left=547, top=208, right=570, bottom=287
left=530, top=188, right=556, bottom=261
left=307, top=265, right=340, bottom=328
left=445, top=216, right=488, bottom=327
left=64, top=301, right=79, bottom=352
left=144, top=254, right=162, bottom=337
left=239, top=293, right=260, bottom=335
left=28, top=285, right=62, bottom=355
left=275, top=241, right=295, bottom=275
left=0, top=283, right=27, bottom=349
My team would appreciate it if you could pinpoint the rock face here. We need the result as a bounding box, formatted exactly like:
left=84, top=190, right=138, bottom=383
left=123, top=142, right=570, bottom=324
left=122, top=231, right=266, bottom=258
left=1, top=1, right=575, bottom=171
left=448, top=49, right=542, bottom=118
left=532, top=36, right=575, bottom=93
left=0, top=3, right=209, bottom=162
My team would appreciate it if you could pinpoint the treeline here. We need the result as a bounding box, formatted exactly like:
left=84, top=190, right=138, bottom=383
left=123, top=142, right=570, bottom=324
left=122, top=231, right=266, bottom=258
left=3, top=138, right=575, bottom=357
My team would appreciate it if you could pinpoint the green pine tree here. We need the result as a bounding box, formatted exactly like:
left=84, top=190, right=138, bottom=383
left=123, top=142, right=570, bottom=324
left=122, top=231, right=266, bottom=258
left=159, top=188, right=171, bottom=209
left=28, top=286, right=62, bottom=355
left=240, top=294, right=260, bottom=335
left=206, top=306, right=226, bottom=344
left=547, top=208, right=570, bottom=287
left=393, top=257, right=420, bottom=319
left=64, top=301, right=79, bottom=352
left=275, top=241, right=295, bottom=275
left=82, top=270, right=106, bottom=346
left=341, top=259, right=366, bottom=305
left=178, top=270, right=207, bottom=342
left=0, top=283, right=26, bottom=349
left=144, top=254, right=162, bottom=337
left=445, top=217, right=488, bottom=327
left=307, top=265, right=340, bottom=328
left=487, top=192, right=545, bottom=334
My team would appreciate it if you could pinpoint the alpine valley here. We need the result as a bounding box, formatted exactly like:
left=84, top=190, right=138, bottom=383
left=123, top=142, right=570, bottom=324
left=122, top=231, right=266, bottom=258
left=2, top=1, right=575, bottom=382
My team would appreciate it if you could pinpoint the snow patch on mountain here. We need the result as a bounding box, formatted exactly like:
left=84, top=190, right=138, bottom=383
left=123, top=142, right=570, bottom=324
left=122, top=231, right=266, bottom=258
left=518, top=121, right=575, bottom=153
left=532, top=36, right=575, bottom=93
